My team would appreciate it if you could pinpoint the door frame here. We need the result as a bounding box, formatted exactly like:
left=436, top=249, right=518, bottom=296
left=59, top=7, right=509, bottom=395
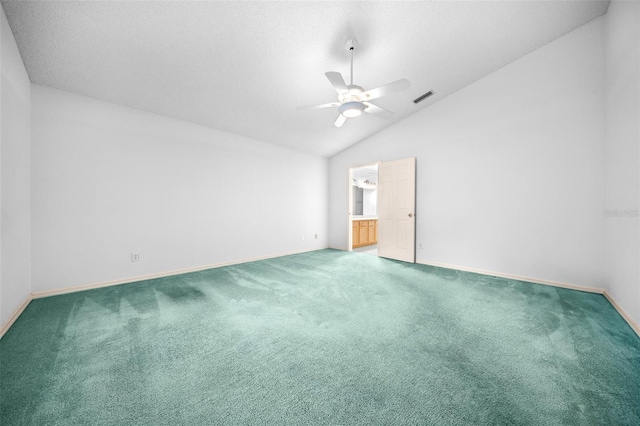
left=348, top=161, right=381, bottom=252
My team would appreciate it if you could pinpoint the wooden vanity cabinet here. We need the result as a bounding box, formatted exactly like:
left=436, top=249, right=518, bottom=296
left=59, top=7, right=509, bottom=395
left=352, top=219, right=377, bottom=248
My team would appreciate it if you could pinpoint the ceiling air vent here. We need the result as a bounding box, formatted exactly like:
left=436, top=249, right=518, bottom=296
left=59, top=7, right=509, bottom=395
left=413, top=91, right=434, bottom=104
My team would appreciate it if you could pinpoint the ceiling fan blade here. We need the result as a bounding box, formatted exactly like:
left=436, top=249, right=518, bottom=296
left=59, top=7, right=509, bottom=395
left=296, top=102, right=341, bottom=111
left=363, top=102, right=395, bottom=120
left=361, top=79, right=410, bottom=101
left=325, top=71, right=349, bottom=94
left=334, top=115, right=347, bottom=128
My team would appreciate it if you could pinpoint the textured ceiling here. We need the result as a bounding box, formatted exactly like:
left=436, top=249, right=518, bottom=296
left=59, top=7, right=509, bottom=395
left=2, top=1, right=610, bottom=157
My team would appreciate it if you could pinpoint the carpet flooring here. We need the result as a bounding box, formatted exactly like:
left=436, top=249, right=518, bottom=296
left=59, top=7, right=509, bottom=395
left=1, top=249, right=639, bottom=425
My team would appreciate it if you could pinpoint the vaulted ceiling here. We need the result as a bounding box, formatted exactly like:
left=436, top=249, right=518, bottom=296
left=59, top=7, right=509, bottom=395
left=2, top=1, right=610, bottom=157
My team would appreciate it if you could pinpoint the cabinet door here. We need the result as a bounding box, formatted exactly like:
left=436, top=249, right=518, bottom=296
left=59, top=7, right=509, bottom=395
left=359, top=221, right=369, bottom=245
left=375, top=220, right=378, bottom=243
left=368, top=220, right=376, bottom=243
left=352, top=222, right=359, bottom=246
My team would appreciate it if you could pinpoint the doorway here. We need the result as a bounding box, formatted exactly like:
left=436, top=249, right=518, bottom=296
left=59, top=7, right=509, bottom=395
left=348, top=163, right=380, bottom=256
left=348, top=158, right=417, bottom=263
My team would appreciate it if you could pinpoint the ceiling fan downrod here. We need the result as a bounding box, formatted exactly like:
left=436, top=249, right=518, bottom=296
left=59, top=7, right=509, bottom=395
left=350, top=46, right=354, bottom=86
left=345, top=39, right=358, bottom=86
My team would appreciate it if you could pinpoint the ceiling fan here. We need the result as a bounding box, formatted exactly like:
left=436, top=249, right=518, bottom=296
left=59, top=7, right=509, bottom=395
left=297, top=39, right=410, bottom=128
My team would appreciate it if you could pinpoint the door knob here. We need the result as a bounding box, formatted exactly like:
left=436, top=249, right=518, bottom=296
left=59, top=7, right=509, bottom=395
left=408, top=213, right=414, bottom=218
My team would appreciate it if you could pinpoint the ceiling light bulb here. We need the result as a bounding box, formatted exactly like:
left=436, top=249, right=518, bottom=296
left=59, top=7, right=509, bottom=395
left=338, top=101, right=366, bottom=118
left=343, top=109, right=362, bottom=118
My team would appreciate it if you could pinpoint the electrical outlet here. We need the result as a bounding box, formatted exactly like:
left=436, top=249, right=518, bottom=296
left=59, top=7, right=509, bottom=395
left=315, top=234, right=318, bottom=239
left=419, top=243, right=423, bottom=249
left=131, top=253, right=140, bottom=262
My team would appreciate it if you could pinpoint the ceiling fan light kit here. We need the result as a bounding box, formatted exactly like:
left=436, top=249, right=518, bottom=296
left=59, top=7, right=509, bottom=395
left=339, top=101, right=366, bottom=118
left=297, top=39, right=410, bottom=127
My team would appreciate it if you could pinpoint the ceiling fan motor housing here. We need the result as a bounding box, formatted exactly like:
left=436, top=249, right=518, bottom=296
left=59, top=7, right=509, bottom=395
left=339, top=84, right=365, bottom=103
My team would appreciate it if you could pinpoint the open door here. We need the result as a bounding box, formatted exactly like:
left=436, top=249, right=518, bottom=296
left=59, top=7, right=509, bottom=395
left=378, top=157, right=416, bottom=263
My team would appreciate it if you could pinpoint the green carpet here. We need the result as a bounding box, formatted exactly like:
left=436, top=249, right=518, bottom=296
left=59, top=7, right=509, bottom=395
left=1, top=249, right=639, bottom=425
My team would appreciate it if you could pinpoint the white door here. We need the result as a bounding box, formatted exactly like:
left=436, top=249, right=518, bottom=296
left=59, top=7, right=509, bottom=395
left=378, top=157, right=416, bottom=263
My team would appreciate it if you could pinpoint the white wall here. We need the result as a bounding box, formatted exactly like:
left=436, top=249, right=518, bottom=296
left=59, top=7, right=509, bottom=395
left=0, top=6, right=31, bottom=329
left=330, top=17, right=606, bottom=289
left=31, top=85, right=327, bottom=293
left=362, top=189, right=377, bottom=216
left=604, top=1, right=640, bottom=325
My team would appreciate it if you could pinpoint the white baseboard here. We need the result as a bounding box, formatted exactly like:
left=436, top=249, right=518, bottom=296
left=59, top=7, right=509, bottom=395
left=31, top=248, right=325, bottom=299
left=0, top=295, right=32, bottom=339
left=603, top=290, right=640, bottom=336
left=416, top=259, right=603, bottom=294
left=4, top=249, right=638, bottom=339
left=416, top=258, right=639, bottom=337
